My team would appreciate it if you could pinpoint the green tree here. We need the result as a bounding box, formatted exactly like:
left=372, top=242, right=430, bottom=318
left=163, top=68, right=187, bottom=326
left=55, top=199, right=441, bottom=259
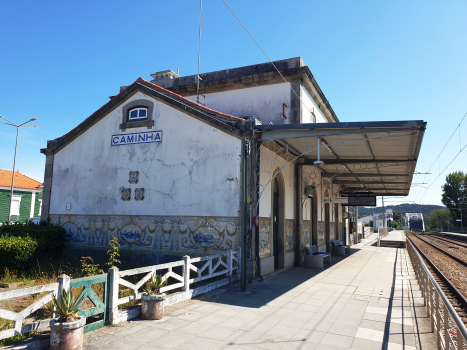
left=427, top=209, right=454, bottom=231
left=442, top=171, right=467, bottom=228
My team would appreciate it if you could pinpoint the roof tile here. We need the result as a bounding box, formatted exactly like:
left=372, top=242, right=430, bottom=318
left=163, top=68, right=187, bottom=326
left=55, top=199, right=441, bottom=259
left=0, top=170, right=43, bottom=190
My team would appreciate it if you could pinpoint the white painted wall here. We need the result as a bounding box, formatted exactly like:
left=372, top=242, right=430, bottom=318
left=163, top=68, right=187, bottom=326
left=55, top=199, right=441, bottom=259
left=50, top=92, right=241, bottom=217
left=185, top=83, right=291, bottom=126
left=258, top=146, right=295, bottom=219
left=300, top=86, right=328, bottom=123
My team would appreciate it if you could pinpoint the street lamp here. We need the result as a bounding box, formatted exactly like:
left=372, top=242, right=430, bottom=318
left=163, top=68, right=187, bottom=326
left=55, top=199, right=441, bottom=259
left=0, top=115, right=40, bottom=222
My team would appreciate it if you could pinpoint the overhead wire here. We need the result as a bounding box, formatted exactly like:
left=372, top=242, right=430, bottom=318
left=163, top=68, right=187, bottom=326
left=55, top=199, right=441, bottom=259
left=415, top=111, right=467, bottom=203
left=222, top=0, right=319, bottom=123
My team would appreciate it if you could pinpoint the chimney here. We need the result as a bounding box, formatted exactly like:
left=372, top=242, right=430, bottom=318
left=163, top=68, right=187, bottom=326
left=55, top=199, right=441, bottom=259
left=150, top=70, right=180, bottom=82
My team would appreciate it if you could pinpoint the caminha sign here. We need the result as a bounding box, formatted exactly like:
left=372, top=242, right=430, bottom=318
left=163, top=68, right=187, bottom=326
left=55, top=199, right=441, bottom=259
left=111, top=131, right=162, bottom=146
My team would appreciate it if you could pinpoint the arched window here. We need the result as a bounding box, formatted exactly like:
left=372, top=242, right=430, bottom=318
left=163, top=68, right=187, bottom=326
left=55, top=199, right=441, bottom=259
left=128, top=107, right=148, bottom=121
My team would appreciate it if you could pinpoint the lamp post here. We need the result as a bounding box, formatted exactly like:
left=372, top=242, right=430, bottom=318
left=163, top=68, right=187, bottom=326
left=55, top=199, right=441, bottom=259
left=0, top=116, right=39, bottom=222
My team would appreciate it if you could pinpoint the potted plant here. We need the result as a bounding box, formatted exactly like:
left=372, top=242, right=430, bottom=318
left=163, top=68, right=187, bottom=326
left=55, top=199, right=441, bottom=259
left=141, top=273, right=166, bottom=320
left=48, top=289, right=87, bottom=350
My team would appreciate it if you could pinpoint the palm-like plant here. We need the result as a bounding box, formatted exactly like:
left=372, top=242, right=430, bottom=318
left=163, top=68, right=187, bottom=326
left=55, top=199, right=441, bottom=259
left=49, top=289, right=87, bottom=322
left=143, top=273, right=166, bottom=296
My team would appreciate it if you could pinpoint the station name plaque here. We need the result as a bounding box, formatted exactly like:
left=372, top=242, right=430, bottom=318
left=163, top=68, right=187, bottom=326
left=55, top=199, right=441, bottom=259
left=111, top=131, right=162, bottom=146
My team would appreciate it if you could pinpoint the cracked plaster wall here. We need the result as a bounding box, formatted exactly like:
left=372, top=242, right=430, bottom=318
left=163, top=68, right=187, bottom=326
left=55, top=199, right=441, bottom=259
left=300, top=85, right=328, bottom=123
left=185, top=83, right=291, bottom=125
left=49, top=92, right=241, bottom=218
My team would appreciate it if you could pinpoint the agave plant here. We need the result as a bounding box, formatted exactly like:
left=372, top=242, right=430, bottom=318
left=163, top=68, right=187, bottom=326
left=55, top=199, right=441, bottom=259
left=48, top=289, right=87, bottom=322
left=143, top=273, right=166, bottom=296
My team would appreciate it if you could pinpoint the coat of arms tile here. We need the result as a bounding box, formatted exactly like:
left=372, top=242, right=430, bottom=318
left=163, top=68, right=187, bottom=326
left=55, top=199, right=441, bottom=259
left=135, top=188, right=145, bottom=201
left=129, top=171, right=139, bottom=184
left=121, top=188, right=131, bottom=201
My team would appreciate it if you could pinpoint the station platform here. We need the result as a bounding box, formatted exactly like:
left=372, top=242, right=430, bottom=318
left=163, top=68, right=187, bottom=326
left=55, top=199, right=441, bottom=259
left=83, top=242, right=434, bottom=350
left=379, top=230, right=407, bottom=248
left=381, top=230, right=406, bottom=242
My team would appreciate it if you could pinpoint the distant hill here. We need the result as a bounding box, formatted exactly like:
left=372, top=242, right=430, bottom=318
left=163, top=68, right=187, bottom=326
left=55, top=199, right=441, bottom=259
left=355, top=203, right=445, bottom=219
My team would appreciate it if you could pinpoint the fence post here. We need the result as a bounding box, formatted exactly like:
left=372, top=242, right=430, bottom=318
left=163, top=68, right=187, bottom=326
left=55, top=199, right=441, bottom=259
left=436, top=291, right=441, bottom=350
left=183, top=255, right=190, bottom=292
left=55, top=274, right=71, bottom=321
left=429, top=281, right=434, bottom=333
left=57, top=274, right=71, bottom=295
left=458, top=326, right=464, bottom=350
left=444, top=303, right=449, bottom=350
left=228, top=250, right=233, bottom=277
left=108, top=267, right=120, bottom=324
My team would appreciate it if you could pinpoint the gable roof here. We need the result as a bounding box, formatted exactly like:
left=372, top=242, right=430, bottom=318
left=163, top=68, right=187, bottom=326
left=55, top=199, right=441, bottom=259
left=41, top=78, right=249, bottom=155
left=0, top=170, right=43, bottom=191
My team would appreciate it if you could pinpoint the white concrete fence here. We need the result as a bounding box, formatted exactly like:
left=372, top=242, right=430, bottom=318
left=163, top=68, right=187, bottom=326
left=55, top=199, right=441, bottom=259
left=109, top=248, right=241, bottom=324
left=0, top=248, right=240, bottom=341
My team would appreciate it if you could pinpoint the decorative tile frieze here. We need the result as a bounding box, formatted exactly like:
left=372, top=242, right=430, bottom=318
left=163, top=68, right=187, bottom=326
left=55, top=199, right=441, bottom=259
left=317, top=221, right=325, bottom=246
left=50, top=214, right=238, bottom=255
left=302, top=220, right=311, bottom=246
left=259, top=217, right=271, bottom=258
left=285, top=219, right=294, bottom=252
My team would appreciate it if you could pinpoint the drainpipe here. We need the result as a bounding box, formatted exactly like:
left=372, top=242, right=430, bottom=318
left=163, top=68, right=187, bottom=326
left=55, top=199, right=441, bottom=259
left=295, top=162, right=302, bottom=266
left=255, top=141, right=263, bottom=281
left=240, top=138, right=247, bottom=292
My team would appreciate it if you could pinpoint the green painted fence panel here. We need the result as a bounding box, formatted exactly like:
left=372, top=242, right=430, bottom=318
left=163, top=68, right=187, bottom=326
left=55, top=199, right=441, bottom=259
left=70, top=274, right=108, bottom=333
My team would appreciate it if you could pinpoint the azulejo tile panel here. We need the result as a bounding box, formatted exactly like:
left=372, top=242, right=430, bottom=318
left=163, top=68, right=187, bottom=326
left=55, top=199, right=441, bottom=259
left=338, top=223, right=343, bottom=241
left=317, top=221, right=325, bottom=246
left=50, top=215, right=238, bottom=254
left=259, top=217, right=271, bottom=258
left=285, top=219, right=294, bottom=252
left=302, top=220, right=311, bottom=247
left=121, top=188, right=131, bottom=201
left=329, top=222, right=335, bottom=241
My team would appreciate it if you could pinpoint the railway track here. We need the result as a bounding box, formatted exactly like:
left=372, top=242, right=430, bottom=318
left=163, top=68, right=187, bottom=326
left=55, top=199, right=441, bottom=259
left=433, top=233, right=467, bottom=248
left=407, top=234, right=467, bottom=324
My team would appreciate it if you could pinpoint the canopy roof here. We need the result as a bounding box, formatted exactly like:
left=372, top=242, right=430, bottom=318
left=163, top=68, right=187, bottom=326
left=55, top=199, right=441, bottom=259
left=257, top=120, right=426, bottom=197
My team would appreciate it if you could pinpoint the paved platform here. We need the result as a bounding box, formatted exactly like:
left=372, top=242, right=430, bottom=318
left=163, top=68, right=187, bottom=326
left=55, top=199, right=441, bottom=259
left=381, top=230, right=406, bottom=242
left=84, top=243, right=434, bottom=350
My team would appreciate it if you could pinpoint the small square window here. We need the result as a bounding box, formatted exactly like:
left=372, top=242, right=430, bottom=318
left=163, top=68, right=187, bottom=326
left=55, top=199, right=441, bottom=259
left=139, top=109, right=147, bottom=118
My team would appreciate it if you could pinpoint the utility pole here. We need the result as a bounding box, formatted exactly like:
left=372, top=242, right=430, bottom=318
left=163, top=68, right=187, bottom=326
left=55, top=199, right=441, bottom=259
left=0, top=115, right=39, bottom=222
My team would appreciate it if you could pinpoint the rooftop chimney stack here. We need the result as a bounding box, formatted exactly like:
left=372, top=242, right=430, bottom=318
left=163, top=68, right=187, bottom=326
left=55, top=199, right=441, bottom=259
left=150, top=70, right=180, bottom=82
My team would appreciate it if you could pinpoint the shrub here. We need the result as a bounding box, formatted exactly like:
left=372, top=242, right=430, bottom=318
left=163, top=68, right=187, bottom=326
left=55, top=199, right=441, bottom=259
left=0, top=235, right=37, bottom=269
left=0, top=222, right=67, bottom=259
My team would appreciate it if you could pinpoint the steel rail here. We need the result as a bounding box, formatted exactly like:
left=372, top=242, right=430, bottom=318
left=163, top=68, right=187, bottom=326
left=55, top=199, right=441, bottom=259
left=407, top=235, right=467, bottom=348
left=413, top=234, right=467, bottom=268
left=433, top=233, right=467, bottom=248
left=407, top=234, right=467, bottom=308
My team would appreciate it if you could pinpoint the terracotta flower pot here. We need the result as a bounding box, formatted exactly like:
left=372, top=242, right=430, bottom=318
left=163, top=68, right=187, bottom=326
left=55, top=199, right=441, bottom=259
left=141, top=293, right=165, bottom=320
left=50, top=316, right=86, bottom=350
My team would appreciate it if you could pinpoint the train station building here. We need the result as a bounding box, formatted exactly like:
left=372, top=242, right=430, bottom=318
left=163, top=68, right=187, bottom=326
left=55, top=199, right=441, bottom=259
left=40, top=57, right=426, bottom=281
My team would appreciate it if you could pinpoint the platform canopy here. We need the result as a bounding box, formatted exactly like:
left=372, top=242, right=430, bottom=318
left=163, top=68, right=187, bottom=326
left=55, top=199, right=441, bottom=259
left=257, top=120, right=426, bottom=197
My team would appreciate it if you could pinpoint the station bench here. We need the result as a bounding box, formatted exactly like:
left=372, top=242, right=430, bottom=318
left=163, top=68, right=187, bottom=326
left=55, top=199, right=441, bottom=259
left=304, top=245, right=331, bottom=269
left=332, top=240, right=350, bottom=256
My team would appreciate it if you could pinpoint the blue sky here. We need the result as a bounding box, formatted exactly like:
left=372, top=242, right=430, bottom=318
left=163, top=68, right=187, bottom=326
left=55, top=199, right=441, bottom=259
left=0, top=0, right=465, bottom=206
